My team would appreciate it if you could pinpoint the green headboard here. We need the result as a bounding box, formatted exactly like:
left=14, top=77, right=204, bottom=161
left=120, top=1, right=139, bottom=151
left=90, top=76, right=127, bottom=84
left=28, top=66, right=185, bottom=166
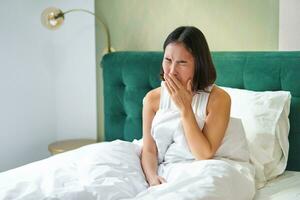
left=101, top=51, right=300, bottom=171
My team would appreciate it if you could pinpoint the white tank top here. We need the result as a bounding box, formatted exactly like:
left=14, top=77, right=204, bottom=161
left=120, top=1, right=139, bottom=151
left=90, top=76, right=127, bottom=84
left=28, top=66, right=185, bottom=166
left=151, top=81, right=250, bottom=164
left=151, top=81, right=213, bottom=164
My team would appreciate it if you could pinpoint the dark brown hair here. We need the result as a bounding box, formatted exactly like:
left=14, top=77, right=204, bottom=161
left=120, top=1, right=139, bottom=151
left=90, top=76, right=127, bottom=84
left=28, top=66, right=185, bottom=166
left=160, top=26, right=216, bottom=92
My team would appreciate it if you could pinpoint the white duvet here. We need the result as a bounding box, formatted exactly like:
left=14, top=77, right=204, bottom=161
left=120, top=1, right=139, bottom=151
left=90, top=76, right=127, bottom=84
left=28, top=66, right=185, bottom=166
left=0, top=140, right=255, bottom=200
left=0, top=141, right=147, bottom=200
left=0, top=83, right=257, bottom=199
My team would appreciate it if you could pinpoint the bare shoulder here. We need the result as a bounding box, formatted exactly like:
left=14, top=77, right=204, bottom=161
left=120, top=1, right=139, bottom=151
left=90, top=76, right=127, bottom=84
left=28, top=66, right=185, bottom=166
left=144, top=87, right=161, bottom=112
left=207, top=85, right=231, bottom=112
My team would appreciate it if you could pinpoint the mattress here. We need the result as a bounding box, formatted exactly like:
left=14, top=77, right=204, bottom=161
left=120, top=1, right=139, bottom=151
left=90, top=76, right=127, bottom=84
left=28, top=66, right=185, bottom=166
left=254, top=171, right=300, bottom=200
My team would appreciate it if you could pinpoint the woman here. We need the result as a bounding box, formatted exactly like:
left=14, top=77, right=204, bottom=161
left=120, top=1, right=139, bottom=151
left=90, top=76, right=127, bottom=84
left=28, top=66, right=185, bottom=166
left=140, top=26, right=255, bottom=199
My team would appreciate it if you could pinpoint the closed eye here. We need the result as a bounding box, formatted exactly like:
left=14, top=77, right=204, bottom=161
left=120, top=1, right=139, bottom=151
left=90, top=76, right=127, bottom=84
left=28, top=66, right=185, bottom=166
left=176, top=61, right=188, bottom=67
left=164, top=58, right=171, bottom=62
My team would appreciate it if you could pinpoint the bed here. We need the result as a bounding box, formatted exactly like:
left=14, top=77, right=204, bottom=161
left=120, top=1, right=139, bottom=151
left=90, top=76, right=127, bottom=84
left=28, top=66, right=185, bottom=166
left=102, top=51, right=300, bottom=199
left=0, top=51, right=299, bottom=199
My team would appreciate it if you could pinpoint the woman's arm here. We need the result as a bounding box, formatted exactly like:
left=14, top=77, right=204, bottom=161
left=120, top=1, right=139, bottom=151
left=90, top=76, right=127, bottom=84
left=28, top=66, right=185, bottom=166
left=181, top=89, right=231, bottom=160
left=164, top=73, right=230, bottom=160
left=141, top=89, right=166, bottom=186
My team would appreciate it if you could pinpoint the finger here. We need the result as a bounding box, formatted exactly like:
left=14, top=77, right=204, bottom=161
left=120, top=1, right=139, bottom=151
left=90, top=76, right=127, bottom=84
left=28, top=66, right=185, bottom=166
left=158, top=176, right=167, bottom=183
left=166, top=74, right=180, bottom=91
left=187, top=79, right=192, bottom=92
left=165, top=80, right=172, bottom=95
left=168, top=73, right=183, bottom=89
left=165, top=78, right=175, bottom=94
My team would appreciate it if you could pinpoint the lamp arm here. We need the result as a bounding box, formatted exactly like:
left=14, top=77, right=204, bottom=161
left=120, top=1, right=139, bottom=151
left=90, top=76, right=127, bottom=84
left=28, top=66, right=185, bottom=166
left=63, top=9, right=111, bottom=53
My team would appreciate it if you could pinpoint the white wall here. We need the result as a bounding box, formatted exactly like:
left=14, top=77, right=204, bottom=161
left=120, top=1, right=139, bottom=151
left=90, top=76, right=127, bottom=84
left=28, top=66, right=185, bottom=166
left=0, top=0, right=97, bottom=172
left=52, top=1, right=97, bottom=141
left=279, top=0, right=300, bottom=50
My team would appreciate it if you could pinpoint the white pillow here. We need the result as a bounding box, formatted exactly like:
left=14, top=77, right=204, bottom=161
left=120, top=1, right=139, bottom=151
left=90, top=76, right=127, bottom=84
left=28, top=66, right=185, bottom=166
left=215, top=117, right=250, bottom=162
left=221, top=86, right=291, bottom=189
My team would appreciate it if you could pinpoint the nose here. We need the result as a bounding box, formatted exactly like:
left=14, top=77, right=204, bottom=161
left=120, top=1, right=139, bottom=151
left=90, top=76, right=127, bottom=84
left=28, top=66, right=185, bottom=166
left=169, top=63, right=177, bottom=76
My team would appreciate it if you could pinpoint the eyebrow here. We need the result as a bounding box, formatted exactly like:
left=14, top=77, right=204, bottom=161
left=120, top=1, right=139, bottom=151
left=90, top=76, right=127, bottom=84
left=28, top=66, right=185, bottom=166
left=176, top=60, right=188, bottom=64
left=165, top=57, right=188, bottom=64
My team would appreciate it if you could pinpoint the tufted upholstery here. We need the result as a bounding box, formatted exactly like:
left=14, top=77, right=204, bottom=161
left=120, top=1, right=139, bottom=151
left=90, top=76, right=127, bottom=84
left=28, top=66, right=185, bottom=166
left=101, top=51, right=300, bottom=171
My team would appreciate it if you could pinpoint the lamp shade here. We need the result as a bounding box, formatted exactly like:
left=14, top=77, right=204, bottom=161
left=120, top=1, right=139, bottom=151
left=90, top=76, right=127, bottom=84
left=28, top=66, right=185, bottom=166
left=41, top=7, right=65, bottom=30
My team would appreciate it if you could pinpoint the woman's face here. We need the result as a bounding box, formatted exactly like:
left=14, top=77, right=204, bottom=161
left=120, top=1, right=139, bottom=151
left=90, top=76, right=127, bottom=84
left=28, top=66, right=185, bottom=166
left=162, top=42, right=195, bottom=88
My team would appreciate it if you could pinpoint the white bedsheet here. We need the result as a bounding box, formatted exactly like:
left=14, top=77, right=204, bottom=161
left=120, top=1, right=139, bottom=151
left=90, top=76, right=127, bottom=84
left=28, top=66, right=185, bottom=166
left=254, top=171, right=300, bottom=200
left=0, top=140, right=256, bottom=200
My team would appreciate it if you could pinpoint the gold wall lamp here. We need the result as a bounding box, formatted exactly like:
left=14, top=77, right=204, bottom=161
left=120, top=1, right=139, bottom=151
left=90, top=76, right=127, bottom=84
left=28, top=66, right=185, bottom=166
left=41, top=7, right=114, bottom=53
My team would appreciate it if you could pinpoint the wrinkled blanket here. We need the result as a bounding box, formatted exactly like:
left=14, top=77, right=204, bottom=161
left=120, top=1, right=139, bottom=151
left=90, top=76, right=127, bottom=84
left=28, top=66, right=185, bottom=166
left=0, top=140, right=255, bottom=200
